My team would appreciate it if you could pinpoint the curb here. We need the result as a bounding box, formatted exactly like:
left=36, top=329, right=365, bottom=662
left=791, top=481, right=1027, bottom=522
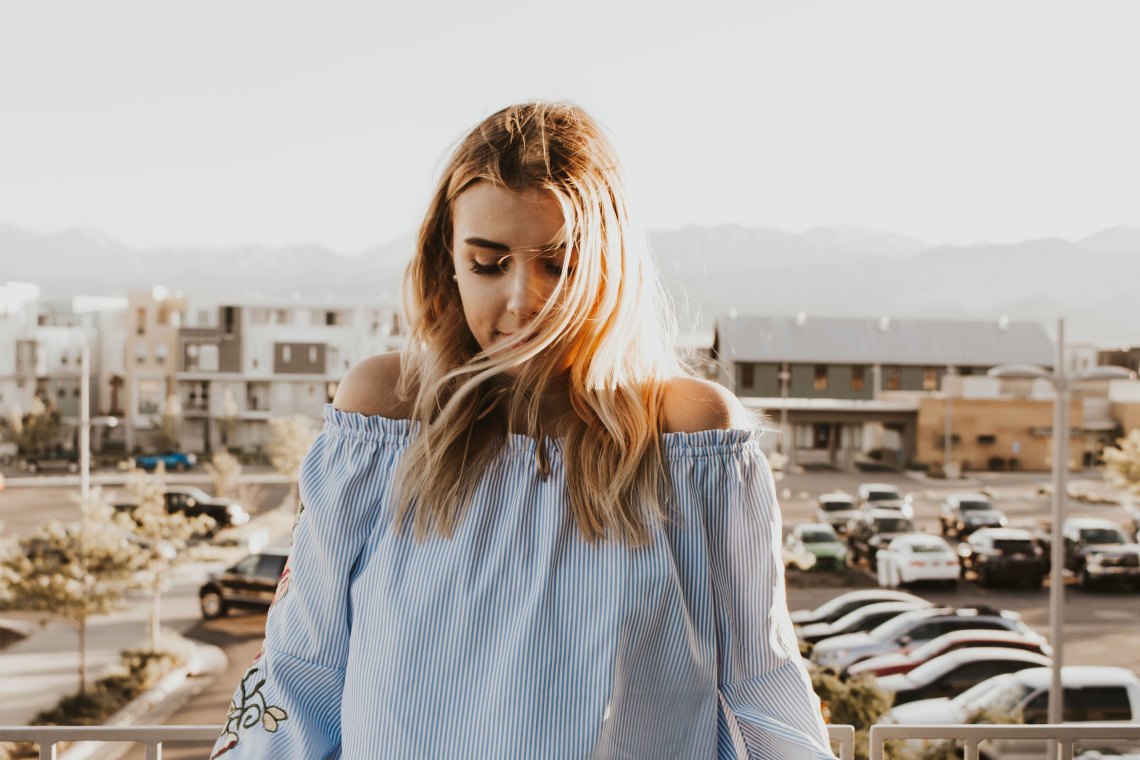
left=58, top=639, right=228, bottom=760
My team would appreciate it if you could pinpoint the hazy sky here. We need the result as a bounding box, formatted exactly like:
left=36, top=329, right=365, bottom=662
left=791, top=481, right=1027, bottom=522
left=2, top=0, right=1138, bottom=253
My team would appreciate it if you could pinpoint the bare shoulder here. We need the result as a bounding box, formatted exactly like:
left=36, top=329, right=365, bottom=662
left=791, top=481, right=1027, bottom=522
left=332, top=352, right=413, bottom=418
left=660, top=376, right=755, bottom=434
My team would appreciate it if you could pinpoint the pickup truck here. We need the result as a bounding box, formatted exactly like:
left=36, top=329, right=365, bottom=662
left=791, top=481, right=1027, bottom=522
left=1062, top=518, right=1140, bottom=590
left=115, top=486, right=250, bottom=536
left=887, top=666, right=1140, bottom=759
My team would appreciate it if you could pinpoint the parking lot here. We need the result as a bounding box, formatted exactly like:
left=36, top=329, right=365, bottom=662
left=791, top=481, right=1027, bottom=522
left=777, top=467, right=1140, bottom=675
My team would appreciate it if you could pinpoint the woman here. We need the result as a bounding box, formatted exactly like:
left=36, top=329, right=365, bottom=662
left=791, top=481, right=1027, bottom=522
left=212, top=102, right=835, bottom=759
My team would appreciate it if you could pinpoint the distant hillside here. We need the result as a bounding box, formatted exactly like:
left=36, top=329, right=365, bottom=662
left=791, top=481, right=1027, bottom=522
left=2, top=222, right=1139, bottom=346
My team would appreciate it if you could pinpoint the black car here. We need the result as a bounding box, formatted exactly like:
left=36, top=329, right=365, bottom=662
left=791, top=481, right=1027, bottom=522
left=199, top=548, right=289, bottom=618
left=958, top=528, right=1045, bottom=588
left=847, top=509, right=918, bottom=569
left=1061, top=518, right=1140, bottom=590
left=938, top=493, right=1007, bottom=538
left=115, top=486, right=250, bottom=537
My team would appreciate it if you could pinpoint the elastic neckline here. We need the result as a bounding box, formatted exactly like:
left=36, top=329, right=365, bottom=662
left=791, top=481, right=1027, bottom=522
left=322, top=404, right=762, bottom=459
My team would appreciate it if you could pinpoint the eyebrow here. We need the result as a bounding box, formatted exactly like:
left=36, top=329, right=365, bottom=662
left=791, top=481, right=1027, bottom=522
left=463, top=236, right=510, bottom=252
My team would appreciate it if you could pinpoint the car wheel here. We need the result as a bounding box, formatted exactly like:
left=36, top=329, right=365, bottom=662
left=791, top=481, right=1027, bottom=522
left=200, top=590, right=228, bottom=619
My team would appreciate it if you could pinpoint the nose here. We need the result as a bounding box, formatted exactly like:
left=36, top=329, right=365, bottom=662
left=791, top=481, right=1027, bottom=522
left=505, top=261, right=548, bottom=319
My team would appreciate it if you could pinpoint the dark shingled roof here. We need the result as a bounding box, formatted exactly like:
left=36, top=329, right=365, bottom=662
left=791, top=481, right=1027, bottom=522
left=714, top=315, right=1054, bottom=367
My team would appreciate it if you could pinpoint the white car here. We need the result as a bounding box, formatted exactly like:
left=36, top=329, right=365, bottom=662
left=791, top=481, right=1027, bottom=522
left=858, top=482, right=915, bottom=519
left=887, top=666, right=1140, bottom=759
left=877, top=534, right=960, bottom=589
left=790, top=589, right=930, bottom=627
left=816, top=493, right=859, bottom=534
left=876, top=646, right=1051, bottom=706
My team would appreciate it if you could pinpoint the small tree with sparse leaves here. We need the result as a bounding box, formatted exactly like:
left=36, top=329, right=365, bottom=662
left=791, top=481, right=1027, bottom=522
left=206, top=448, right=243, bottom=498
left=0, top=490, right=145, bottom=695
left=120, top=465, right=214, bottom=651
left=8, top=396, right=66, bottom=460
left=1104, top=429, right=1140, bottom=494
left=267, top=415, right=318, bottom=507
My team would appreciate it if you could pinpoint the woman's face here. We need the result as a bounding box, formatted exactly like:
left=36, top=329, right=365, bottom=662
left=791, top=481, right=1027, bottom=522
left=450, top=182, right=572, bottom=373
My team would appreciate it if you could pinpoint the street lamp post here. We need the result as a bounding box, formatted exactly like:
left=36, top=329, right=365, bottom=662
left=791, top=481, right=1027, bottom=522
left=779, top=363, right=791, bottom=460
left=988, top=319, right=1135, bottom=739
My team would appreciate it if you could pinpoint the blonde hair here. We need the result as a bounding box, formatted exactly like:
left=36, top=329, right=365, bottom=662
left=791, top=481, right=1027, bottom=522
left=395, top=101, right=682, bottom=544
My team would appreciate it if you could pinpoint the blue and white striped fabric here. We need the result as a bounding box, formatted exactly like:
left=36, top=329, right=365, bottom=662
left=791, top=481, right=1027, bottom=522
left=211, top=405, right=836, bottom=759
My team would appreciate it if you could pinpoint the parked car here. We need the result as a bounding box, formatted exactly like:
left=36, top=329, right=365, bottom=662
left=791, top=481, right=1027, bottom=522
left=847, top=509, right=919, bottom=569
left=134, top=451, right=197, bottom=472
left=876, top=646, right=1052, bottom=706
left=939, top=492, right=1008, bottom=538
left=847, top=628, right=1054, bottom=679
left=199, top=548, right=289, bottom=618
left=876, top=534, right=959, bottom=589
left=789, top=589, right=930, bottom=628
left=815, top=493, right=859, bottom=535
left=958, top=527, right=1046, bottom=588
left=857, top=482, right=915, bottom=518
left=115, top=485, right=250, bottom=536
left=810, top=605, right=1042, bottom=673
left=23, top=452, right=81, bottom=474
left=1062, top=518, right=1140, bottom=590
left=783, top=523, right=847, bottom=571
left=796, top=600, right=933, bottom=645
left=886, top=666, right=1140, bottom=759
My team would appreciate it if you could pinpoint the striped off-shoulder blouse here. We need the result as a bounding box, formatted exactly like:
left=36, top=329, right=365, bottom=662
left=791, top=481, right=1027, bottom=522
left=212, top=405, right=836, bottom=759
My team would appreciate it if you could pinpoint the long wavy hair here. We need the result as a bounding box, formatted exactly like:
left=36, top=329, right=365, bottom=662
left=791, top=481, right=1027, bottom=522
left=393, top=101, right=683, bottom=545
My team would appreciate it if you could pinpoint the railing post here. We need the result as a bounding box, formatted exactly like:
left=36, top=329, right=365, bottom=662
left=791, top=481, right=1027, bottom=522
left=40, top=740, right=57, bottom=760
left=146, top=739, right=163, bottom=760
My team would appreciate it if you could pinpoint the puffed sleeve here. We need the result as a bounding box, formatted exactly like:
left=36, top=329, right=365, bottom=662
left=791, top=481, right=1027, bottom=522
left=210, top=408, right=413, bottom=759
left=696, top=435, right=836, bottom=760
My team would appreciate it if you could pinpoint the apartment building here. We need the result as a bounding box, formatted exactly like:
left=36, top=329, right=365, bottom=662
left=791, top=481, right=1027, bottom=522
left=174, top=299, right=405, bottom=454
left=711, top=314, right=1099, bottom=472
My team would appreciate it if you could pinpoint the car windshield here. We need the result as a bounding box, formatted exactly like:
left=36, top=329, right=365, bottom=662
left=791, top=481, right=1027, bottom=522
left=802, top=530, right=837, bottom=543
left=954, top=675, right=1020, bottom=708
left=907, top=543, right=946, bottom=554
left=182, top=487, right=211, bottom=501
left=876, top=518, right=915, bottom=533
left=959, top=500, right=994, bottom=511
left=821, top=501, right=854, bottom=512
left=868, top=490, right=900, bottom=501
left=1080, top=528, right=1126, bottom=544
left=994, top=540, right=1036, bottom=554
left=976, top=680, right=1036, bottom=712
left=869, top=610, right=930, bottom=639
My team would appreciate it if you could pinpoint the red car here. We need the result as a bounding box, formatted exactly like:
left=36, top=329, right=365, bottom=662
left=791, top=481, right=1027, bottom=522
left=846, top=628, right=1054, bottom=679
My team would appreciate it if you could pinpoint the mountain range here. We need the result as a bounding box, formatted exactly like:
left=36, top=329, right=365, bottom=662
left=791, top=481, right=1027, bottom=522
left=2, top=222, right=1138, bottom=346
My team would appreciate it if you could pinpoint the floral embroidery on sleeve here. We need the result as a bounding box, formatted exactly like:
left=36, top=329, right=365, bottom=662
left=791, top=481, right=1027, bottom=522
left=210, top=648, right=289, bottom=758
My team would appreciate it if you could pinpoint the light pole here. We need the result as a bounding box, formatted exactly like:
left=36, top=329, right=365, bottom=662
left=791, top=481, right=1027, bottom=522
left=778, top=363, right=791, bottom=460
left=79, top=342, right=118, bottom=504
left=987, top=319, right=1135, bottom=735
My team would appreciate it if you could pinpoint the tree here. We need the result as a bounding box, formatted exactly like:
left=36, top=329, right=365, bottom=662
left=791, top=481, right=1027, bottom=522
left=1103, top=429, right=1140, bottom=494
left=217, top=387, right=240, bottom=451
left=120, top=465, right=213, bottom=651
left=206, top=448, right=242, bottom=499
left=8, top=396, right=66, bottom=459
left=151, top=395, right=182, bottom=452
left=267, top=415, right=318, bottom=507
left=0, top=490, right=145, bottom=695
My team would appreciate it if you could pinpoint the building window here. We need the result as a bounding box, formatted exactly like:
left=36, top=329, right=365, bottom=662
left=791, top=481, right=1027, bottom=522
left=155, top=344, right=169, bottom=365
left=222, top=306, right=236, bottom=335
left=886, top=366, right=901, bottom=391
left=282, top=345, right=292, bottom=363
left=136, top=344, right=147, bottom=365
left=814, top=365, right=828, bottom=392
left=61, top=353, right=69, bottom=365
left=923, top=367, right=938, bottom=391
left=740, top=363, right=754, bottom=388
left=137, top=379, right=161, bottom=415
left=308, top=346, right=318, bottom=364
left=136, top=307, right=146, bottom=336
left=851, top=366, right=865, bottom=392
left=273, top=309, right=291, bottom=325
left=199, top=345, right=219, bottom=372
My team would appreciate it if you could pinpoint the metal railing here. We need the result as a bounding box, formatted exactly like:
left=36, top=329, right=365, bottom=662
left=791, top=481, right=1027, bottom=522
left=869, top=723, right=1140, bottom=760
left=0, top=726, right=219, bottom=760
left=0, top=724, right=857, bottom=760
